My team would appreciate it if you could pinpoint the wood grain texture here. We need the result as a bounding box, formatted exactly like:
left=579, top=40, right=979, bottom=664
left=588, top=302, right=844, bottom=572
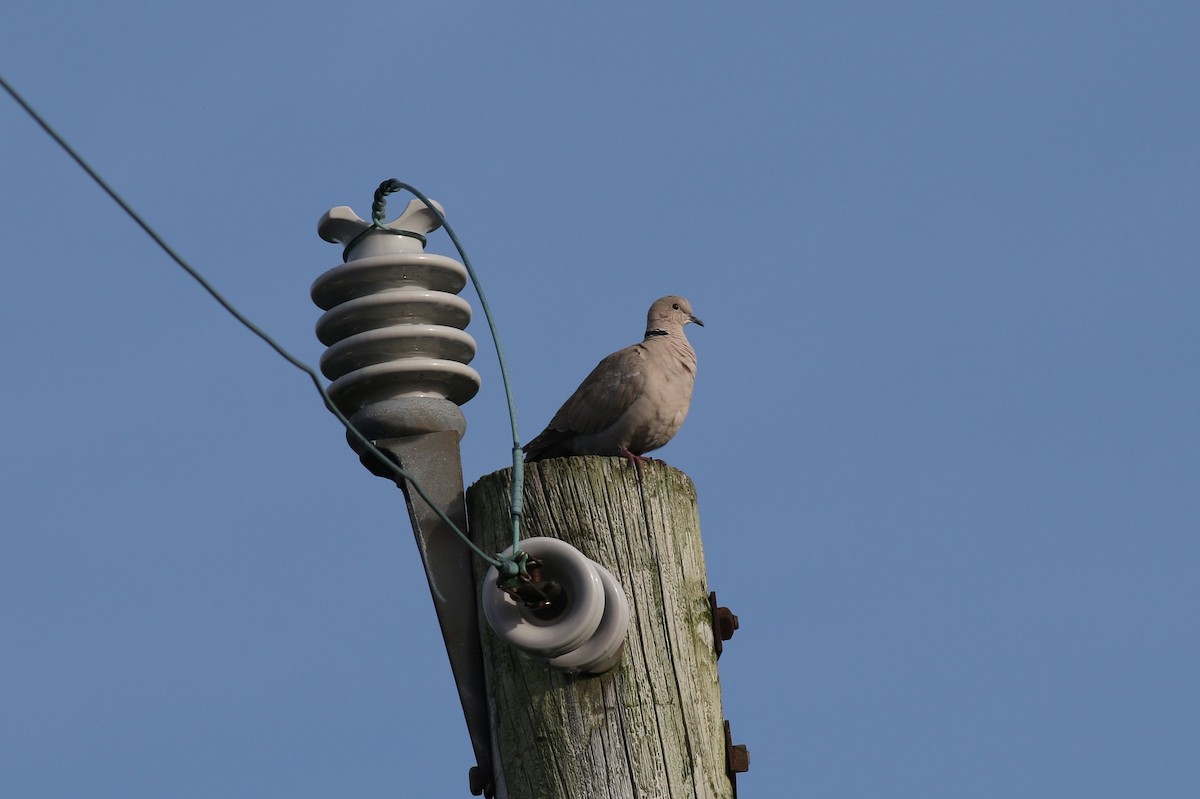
left=467, top=457, right=730, bottom=799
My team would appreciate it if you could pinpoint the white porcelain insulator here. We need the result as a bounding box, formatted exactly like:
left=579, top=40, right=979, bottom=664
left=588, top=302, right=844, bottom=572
left=541, top=560, right=630, bottom=675
left=312, top=200, right=481, bottom=414
left=482, top=538, right=606, bottom=659
left=482, top=537, right=631, bottom=674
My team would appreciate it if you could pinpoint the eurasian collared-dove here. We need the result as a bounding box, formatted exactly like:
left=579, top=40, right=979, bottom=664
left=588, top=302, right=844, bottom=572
left=523, top=295, right=703, bottom=469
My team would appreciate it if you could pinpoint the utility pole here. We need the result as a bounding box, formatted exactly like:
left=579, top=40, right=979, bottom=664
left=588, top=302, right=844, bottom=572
left=468, top=457, right=748, bottom=799
left=311, top=182, right=747, bottom=797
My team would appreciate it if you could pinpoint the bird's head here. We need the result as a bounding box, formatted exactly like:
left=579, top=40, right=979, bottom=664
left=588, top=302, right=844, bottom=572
left=647, top=295, right=703, bottom=334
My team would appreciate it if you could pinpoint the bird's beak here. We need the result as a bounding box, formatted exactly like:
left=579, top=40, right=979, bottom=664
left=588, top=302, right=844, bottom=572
left=689, top=314, right=704, bottom=327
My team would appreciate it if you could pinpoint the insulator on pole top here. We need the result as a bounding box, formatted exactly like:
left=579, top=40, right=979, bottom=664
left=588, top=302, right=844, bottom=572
left=311, top=197, right=481, bottom=449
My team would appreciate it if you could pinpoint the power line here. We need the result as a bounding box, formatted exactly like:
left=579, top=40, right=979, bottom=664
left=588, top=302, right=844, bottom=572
left=0, top=72, right=506, bottom=568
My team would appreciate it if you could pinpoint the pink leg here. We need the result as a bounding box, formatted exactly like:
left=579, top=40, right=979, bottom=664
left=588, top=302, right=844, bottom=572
left=618, top=447, right=650, bottom=478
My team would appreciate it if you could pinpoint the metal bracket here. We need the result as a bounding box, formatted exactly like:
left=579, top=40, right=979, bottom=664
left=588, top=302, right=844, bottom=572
left=365, top=427, right=494, bottom=798
left=468, top=765, right=493, bottom=797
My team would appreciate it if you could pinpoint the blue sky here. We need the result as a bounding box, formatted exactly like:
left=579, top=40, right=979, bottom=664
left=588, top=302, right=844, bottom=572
left=3, top=2, right=1198, bottom=797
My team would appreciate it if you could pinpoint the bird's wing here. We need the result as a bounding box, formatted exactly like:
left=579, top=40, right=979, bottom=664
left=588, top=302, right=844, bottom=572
left=548, top=343, right=648, bottom=436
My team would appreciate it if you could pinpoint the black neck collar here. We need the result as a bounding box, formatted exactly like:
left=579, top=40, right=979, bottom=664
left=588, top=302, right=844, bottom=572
left=645, top=328, right=669, bottom=338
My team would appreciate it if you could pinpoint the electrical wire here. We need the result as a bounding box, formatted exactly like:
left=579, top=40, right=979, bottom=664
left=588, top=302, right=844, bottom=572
left=0, top=73, right=520, bottom=573
left=368, top=180, right=526, bottom=559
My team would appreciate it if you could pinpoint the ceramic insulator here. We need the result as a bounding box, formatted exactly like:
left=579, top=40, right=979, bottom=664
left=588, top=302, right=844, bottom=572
left=312, top=199, right=481, bottom=414
left=482, top=537, right=631, bottom=676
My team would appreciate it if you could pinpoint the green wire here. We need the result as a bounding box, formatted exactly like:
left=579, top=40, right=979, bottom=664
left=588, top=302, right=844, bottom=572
left=0, top=74, right=519, bottom=572
left=371, top=180, right=526, bottom=560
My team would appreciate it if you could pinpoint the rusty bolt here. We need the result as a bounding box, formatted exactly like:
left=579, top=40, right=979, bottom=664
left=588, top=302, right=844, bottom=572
left=724, top=720, right=751, bottom=798
left=716, top=606, right=740, bottom=640
left=729, top=742, right=750, bottom=773
left=709, top=592, right=740, bottom=659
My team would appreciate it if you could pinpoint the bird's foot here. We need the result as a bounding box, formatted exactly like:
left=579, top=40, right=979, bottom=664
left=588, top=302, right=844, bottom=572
left=618, top=448, right=651, bottom=479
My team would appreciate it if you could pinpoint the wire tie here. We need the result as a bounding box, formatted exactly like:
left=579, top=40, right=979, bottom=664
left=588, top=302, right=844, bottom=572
left=340, top=223, right=427, bottom=263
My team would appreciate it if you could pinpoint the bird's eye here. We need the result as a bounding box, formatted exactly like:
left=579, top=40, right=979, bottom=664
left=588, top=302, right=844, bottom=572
left=672, top=303, right=680, bottom=310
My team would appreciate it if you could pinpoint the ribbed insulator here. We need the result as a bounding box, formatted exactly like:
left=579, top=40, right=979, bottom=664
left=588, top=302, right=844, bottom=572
left=312, top=199, right=481, bottom=414
left=482, top=538, right=631, bottom=676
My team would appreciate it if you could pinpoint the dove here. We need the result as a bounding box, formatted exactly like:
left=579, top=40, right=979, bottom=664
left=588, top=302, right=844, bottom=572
left=523, top=295, right=703, bottom=471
